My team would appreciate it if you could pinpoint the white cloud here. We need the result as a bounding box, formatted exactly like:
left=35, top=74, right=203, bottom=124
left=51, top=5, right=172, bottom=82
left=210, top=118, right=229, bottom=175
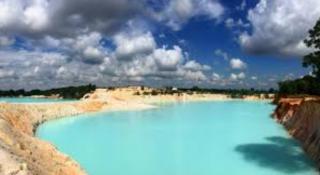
left=56, top=66, right=75, bottom=80
left=0, top=0, right=224, bottom=37
left=238, top=72, right=246, bottom=79
left=0, top=0, right=24, bottom=29
left=23, top=1, right=49, bottom=31
left=230, top=58, right=247, bottom=69
left=212, top=72, right=221, bottom=81
left=42, top=36, right=60, bottom=48
left=230, top=73, right=238, bottom=81
left=182, top=70, right=207, bottom=81
left=114, top=31, right=156, bottom=60
left=0, top=69, right=14, bottom=78
left=61, top=32, right=107, bottom=64
left=251, top=76, right=258, bottom=80
left=230, top=72, right=246, bottom=81
left=0, top=0, right=50, bottom=32
left=153, top=0, right=224, bottom=30
left=0, top=24, right=215, bottom=89
left=0, top=50, right=73, bottom=89
left=83, top=46, right=104, bottom=63
left=153, top=45, right=183, bottom=71
left=0, top=0, right=144, bottom=37
left=0, top=0, right=265, bottom=89
left=225, top=18, right=235, bottom=28
left=183, top=60, right=211, bottom=71
left=96, top=29, right=213, bottom=86
left=240, top=0, right=320, bottom=57
left=72, top=32, right=102, bottom=51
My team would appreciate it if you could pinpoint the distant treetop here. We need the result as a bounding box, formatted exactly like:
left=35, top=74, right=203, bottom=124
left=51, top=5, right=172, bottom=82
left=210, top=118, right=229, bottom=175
left=303, top=19, right=320, bottom=80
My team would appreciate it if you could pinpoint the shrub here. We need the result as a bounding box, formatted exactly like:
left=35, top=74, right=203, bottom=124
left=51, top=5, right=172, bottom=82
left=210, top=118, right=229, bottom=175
left=133, top=91, right=141, bottom=96
left=151, top=90, right=158, bottom=96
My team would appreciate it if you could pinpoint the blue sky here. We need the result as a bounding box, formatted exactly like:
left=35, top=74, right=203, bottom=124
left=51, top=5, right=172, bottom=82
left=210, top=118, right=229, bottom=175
left=0, top=0, right=318, bottom=90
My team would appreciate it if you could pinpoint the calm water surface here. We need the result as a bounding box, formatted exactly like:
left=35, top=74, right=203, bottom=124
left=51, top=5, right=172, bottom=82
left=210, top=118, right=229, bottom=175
left=36, top=101, right=317, bottom=175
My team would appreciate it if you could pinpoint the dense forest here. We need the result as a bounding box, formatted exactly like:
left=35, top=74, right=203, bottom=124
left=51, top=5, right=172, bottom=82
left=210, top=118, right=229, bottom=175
left=0, top=84, right=96, bottom=99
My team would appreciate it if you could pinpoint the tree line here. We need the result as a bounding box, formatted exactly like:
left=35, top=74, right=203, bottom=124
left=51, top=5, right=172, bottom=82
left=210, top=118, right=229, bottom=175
left=0, top=84, right=96, bottom=99
left=134, top=86, right=275, bottom=99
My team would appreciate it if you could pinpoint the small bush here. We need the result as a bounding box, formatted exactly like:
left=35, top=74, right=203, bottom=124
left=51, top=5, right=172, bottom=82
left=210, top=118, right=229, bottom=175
left=151, top=90, right=158, bottom=96
left=133, top=91, right=140, bottom=96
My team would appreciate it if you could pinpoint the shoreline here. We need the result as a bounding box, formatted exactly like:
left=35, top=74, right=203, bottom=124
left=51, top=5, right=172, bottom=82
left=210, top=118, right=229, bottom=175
left=0, top=88, right=273, bottom=175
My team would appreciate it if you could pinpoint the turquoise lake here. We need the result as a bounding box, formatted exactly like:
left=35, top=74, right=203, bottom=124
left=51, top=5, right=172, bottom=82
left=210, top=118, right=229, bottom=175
left=0, top=97, right=76, bottom=103
left=36, top=101, right=318, bottom=175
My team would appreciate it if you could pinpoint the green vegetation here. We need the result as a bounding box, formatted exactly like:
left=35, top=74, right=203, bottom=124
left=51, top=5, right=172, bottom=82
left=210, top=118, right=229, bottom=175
left=303, top=19, right=320, bottom=80
left=278, top=19, right=320, bottom=96
left=151, top=90, right=159, bottom=96
left=278, top=76, right=320, bottom=95
left=180, top=86, right=274, bottom=98
left=0, top=84, right=96, bottom=99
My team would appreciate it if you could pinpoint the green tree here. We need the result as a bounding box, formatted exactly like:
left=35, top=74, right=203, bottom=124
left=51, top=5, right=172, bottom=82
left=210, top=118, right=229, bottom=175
left=304, top=19, right=320, bottom=80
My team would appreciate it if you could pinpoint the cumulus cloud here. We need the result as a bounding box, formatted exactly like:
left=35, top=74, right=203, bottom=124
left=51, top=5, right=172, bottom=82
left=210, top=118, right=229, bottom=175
left=114, top=31, right=156, bottom=60
left=152, top=0, right=224, bottom=30
left=152, top=46, right=184, bottom=71
left=99, top=32, right=212, bottom=85
left=0, top=69, right=14, bottom=79
left=212, top=72, right=221, bottom=81
left=0, top=0, right=225, bottom=37
left=207, top=71, right=251, bottom=88
left=0, top=49, right=118, bottom=90
left=0, top=28, right=213, bottom=89
left=230, top=72, right=246, bottom=81
left=23, top=0, right=49, bottom=31
left=183, top=60, right=211, bottom=71
left=230, top=58, right=247, bottom=69
left=240, top=0, right=320, bottom=57
left=251, top=76, right=258, bottom=80
left=66, top=32, right=107, bottom=64
left=182, top=70, right=207, bottom=81
left=83, top=46, right=105, bottom=64
left=0, top=0, right=144, bottom=37
left=0, top=0, right=261, bottom=89
left=0, top=50, right=68, bottom=89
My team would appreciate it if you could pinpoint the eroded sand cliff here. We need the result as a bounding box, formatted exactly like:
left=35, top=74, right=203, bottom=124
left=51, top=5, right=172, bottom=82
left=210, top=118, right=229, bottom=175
left=0, top=101, right=105, bottom=175
left=273, top=97, right=320, bottom=169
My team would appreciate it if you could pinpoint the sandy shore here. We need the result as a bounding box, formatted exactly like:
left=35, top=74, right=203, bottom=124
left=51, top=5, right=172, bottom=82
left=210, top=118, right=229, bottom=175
left=0, top=88, right=272, bottom=175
